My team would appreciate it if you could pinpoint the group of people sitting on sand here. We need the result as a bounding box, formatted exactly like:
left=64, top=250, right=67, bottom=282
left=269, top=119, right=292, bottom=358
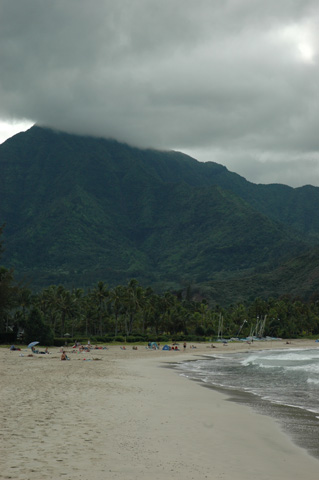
left=31, top=346, right=49, bottom=354
left=70, top=341, right=108, bottom=353
left=77, top=344, right=91, bottom=352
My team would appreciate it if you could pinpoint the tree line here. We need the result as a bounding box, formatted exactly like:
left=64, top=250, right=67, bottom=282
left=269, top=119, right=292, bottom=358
left=2, top=277, right=319, bottom=345
left=1, top=226, right=319, bottom=344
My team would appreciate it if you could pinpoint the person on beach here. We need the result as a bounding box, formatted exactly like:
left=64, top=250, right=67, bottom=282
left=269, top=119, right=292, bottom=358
left=183, top=342, right=186, bottom=351
left=61, top=351, right=69, bottom=360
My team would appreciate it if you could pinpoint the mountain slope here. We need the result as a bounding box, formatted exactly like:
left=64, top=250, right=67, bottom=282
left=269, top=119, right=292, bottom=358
left=0, top=126, right=318, bottom=301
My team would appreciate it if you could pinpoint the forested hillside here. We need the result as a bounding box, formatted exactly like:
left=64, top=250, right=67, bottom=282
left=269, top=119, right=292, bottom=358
left=1, top=126, right=319, bottom=304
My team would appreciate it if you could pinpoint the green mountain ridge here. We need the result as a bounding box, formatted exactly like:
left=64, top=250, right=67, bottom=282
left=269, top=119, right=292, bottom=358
left=1, top=126, right=318, bottom=304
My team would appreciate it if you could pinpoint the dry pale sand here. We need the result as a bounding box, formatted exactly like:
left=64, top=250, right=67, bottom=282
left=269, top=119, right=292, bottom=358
left=1, top=339, right=319, bottom=480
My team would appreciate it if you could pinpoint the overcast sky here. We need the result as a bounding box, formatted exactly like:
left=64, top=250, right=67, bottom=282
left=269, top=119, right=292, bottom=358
left=0, top=0, right=318, bottom=187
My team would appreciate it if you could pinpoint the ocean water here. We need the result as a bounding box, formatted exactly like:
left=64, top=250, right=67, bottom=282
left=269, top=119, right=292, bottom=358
left=174, top=347, right=319, bottom=458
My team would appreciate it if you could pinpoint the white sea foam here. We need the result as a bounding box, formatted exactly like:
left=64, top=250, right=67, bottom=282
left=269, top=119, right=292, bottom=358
left=285, top=363, right=319, bottom=373
left=178, top=348, right=319, bottom=415
left=307, top=377, right=319, bottom=385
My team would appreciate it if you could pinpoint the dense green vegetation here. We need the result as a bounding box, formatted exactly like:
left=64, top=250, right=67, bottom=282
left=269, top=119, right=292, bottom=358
left=2, top=278, right=319, bottom=345
left=1, top=126, right=319, bottom=304
left=1, top=223, right=319, bottom=344
left=1, top=124, right=319, bottom=316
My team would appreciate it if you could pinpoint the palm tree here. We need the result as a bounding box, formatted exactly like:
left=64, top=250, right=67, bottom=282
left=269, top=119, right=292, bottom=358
left=0, top=266, right=20, bottom=333
left=108, top=285, right=126, bottom=335
left=141, top=288, right=156, bottom=334
left=55, top=286, right=77, bottom=337
left=124, top=279, right=144, bottom=335
left=70, top=288, right=85, bottom=337
left=92, top=281, right=109, bottom=335
left=160, top=292, right=177, bottom=334
left=16, top=287, right=33, bottom=333
left=36, top=285, right=60, bottom=336
left=82, top=293, right=96, bottom=336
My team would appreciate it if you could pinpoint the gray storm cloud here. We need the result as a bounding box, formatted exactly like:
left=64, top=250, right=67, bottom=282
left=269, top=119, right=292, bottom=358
left=0, top=0, right=318, bottom=186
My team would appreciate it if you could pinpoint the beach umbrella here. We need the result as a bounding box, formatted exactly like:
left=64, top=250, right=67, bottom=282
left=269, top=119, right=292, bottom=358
left=28, top=341, right=40, bottom=348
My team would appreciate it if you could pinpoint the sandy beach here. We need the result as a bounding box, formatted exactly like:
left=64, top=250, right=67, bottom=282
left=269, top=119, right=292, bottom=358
left=2, top=340, right=319, bottom=480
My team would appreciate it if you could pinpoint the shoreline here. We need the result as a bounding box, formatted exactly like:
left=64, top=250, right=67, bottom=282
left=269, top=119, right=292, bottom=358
left=169, top=356, right=319, bottom=461
left=2, top=340, right=319, bottom=479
